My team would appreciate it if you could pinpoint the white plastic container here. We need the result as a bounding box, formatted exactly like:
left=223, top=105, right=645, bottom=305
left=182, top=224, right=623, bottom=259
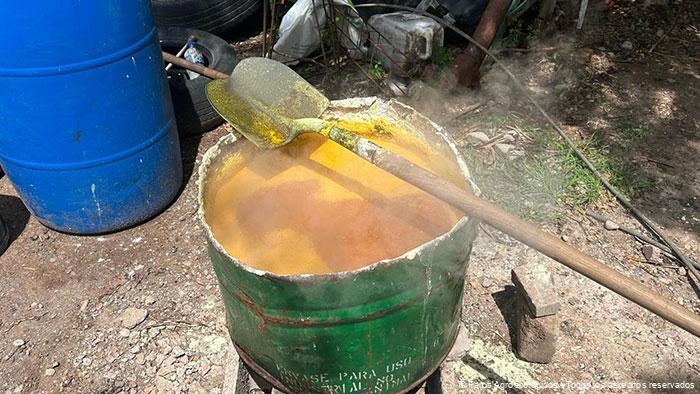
left=368, top=12, right=444, bottom=76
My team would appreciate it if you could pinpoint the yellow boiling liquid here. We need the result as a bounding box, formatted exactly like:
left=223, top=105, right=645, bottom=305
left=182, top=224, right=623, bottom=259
left=205, top=130, right=466, bottom=275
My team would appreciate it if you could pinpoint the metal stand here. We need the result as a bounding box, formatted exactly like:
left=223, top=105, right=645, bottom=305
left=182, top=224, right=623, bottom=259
left=222, top=325, right=470, bottom=394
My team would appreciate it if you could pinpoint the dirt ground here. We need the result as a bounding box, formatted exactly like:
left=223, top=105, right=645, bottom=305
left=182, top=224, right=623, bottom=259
left=1, top=1, right=699, bottom=393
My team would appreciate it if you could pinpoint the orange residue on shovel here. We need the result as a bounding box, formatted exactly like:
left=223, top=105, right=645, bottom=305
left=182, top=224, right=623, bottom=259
left=205, top=126, right=466, bottom=275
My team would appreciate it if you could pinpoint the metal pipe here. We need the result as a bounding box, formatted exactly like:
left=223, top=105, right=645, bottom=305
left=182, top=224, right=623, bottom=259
left=262, top=0, right=269, bottom=57
left=268, top=0, right=277, bottom=58
left=164, top=41, right=190, bottom=71
left=161, top=52, right=229, bottom=80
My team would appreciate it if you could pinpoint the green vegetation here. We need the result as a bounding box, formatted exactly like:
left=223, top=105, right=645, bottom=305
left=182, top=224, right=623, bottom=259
left=502, top=20, right=539, bottom=48
left=461, top=144, right=566, bottom=223
left=622, top=126, right=649, bottom=140
left=460, top=123, right=653, bottom=223
left=432, top=46, right=454, bottom=68
left=531, top=127, right=653, bottom=205
left=638, top=18, right=651, bottom=29
left=370, top=61, right=384, bottom=79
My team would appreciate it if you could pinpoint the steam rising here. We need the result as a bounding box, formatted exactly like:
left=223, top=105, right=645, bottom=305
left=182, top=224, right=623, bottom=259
left=205, top=126, right=465, bottom=275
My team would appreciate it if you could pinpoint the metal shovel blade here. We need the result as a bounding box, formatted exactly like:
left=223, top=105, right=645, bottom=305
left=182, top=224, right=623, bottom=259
left=206, top=57, right=331, bottom=148
left=206, top=81, right=297, bottom=148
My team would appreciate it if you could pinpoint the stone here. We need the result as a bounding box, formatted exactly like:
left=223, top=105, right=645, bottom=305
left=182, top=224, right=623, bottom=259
left=45, top=368, right=56, bottom=377
left=641, top=245, right=655, bottom=261
left=146, top=366, right=157, bottom=378
left=446, top=324, right=471, bottom=361
left=144, top=295, right=156, bottom=305
left=120, top=307, right=148, bottom=329
left=162, top=355, right=177, bottom=368
left=119, top=328, right=131, bottom=338
left=514, top=295, right=558, bottom=363
left=508, top=150, right=526, bottom=160
left=172, top=346, right=186, bottom=358
left=200, top=335, right=228, bottom=354
left=386, top=78, right=409, bottom=97
left=604, top=220, right=619, bottom=231
left=154, top=376, right=176, bottom=393
left=128, top=331, right=139, bottom=343
left=621, top=41, right=634, bottom=50
left=512, top=263, right=560, bottom=317
left=147, top=327, right=162, bottom=339
left=158, top=361, right=177, bottom=379
left=494, top=143, right=512, bottom=154
left=501, top=134, right=515, bottom=143
left=465, top=131, right=490, bottom=144
left=130, top=345, right=141, bottom=354
left=220, top=339, right=240, bottom=394
left=481, top=277, right=494, bottom=289
left=12, top=339, right=25, bottom=347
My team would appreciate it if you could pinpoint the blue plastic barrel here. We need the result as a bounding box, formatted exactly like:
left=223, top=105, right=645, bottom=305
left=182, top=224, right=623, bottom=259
left=0, top=2, right=182, bottom=234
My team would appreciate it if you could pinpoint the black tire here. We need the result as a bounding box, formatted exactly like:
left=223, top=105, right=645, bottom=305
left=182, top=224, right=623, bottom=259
left=151, top=0, right=261, bottom=34
left=159, top=27, right=238, bottom=136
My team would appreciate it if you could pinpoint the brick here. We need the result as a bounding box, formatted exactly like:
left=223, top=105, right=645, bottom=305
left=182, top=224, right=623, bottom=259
left=511, top=263, right=560, bottom=317
left=514, top=295, right=558, bottom=364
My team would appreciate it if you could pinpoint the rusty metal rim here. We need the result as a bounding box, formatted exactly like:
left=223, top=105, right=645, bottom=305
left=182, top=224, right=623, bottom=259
left=233, top=324, right=459, bottom=394
left=197, top=97, right=480, bottom=284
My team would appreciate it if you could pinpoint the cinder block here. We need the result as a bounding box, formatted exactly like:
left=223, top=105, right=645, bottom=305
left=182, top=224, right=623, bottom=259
left=511, top=263, right=560, bottom=317
left=514, top=295, right=558, bottom=364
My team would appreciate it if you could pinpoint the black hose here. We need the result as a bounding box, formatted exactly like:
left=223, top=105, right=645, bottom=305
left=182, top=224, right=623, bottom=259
left=354, top=3, right=700, bottom=286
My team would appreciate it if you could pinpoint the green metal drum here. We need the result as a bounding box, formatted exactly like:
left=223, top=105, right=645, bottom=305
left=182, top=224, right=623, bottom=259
left=198, top=98, right=479, bottom=393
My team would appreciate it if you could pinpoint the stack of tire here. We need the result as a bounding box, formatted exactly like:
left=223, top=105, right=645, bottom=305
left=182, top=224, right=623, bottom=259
left=159, top=27, right=238, bottom=136
left=152, top=0, right=260, bottom=34
left=153, top=0, right=260, bottom=136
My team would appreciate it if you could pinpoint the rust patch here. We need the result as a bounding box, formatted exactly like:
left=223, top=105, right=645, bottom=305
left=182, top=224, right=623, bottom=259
left=226, top=281, right=448, bottom=328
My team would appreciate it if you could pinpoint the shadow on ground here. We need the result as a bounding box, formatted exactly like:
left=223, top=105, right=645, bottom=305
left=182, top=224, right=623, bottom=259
left=492, top=285, right=519, bottom=346
left=0, top=194, right=30, bottom=245
left=180, top=133, right=205, bottom=186
left=461, top=354, right=525, bottom=394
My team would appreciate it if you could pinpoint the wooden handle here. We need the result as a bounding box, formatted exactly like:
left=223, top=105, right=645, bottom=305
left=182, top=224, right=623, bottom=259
left=162, top=51, right=229, bottom=80
left=327, top=129, right=700, bottom=337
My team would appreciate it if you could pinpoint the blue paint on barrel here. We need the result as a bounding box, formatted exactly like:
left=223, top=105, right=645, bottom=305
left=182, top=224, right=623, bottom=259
left=0, top=1, right=182, bottom=233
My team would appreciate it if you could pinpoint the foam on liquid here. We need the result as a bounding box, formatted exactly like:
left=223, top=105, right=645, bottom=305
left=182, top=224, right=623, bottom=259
left=205, top=129, right=465, bottom=275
